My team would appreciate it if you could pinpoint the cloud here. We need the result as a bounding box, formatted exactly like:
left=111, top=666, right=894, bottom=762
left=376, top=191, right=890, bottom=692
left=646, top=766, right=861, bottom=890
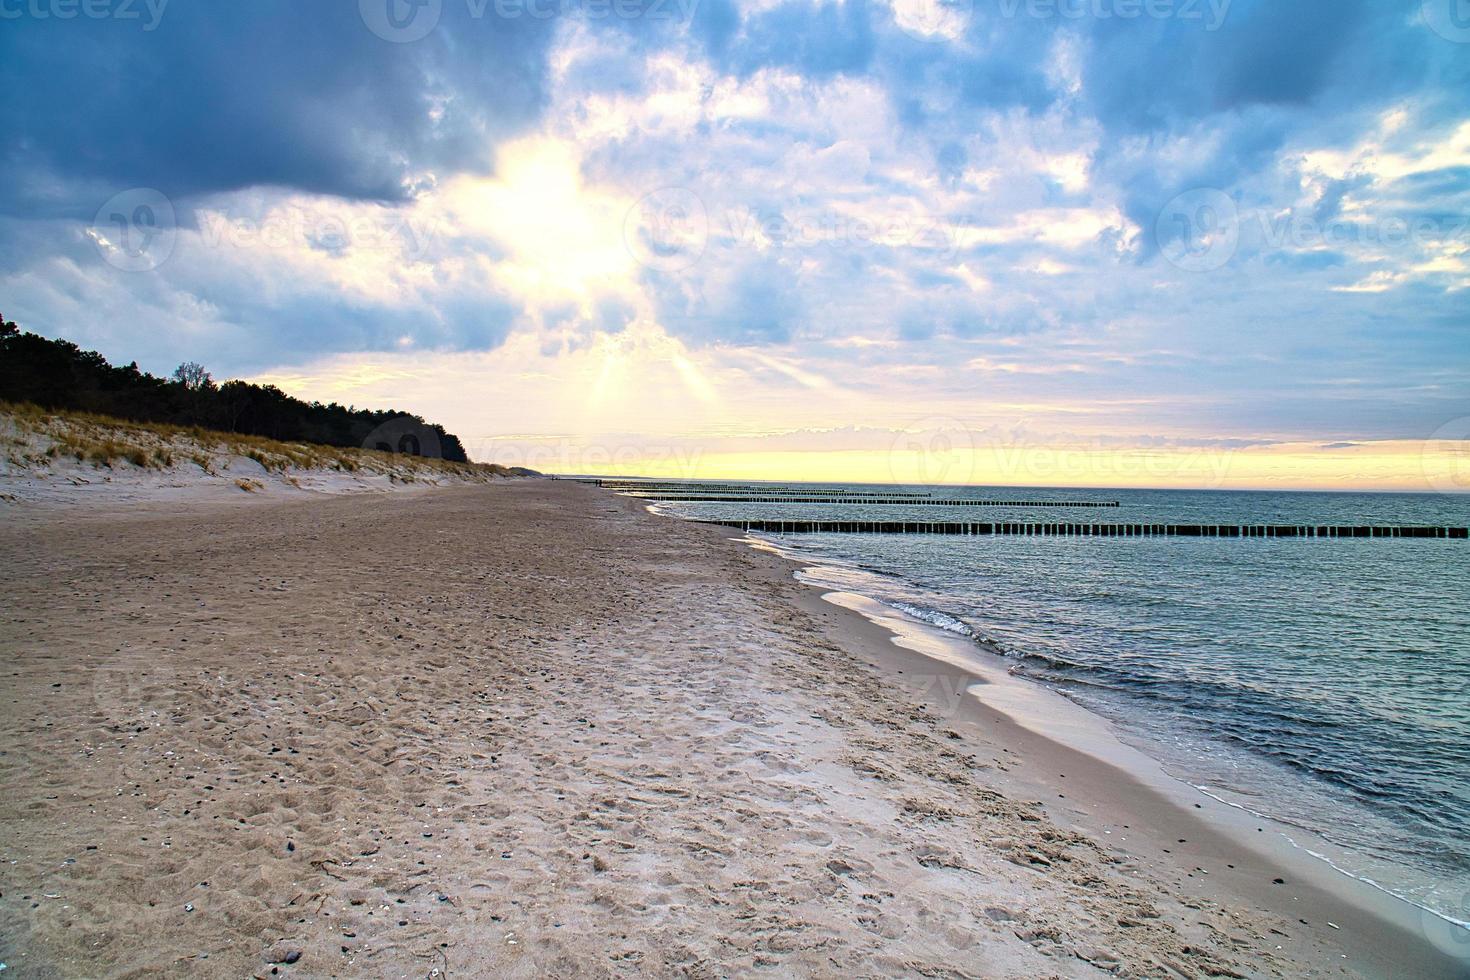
left=1, top=0, right=1467, bottom=451
left=713, top=0, right=878, bottom=79
left=1, top=2, right=563, bottom=217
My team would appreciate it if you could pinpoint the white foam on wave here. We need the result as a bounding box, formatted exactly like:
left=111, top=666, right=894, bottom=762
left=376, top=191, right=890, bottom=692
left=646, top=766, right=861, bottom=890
left=752, top=530, right=1014, bottom=658
left=886, top=600, right=976, bottom=638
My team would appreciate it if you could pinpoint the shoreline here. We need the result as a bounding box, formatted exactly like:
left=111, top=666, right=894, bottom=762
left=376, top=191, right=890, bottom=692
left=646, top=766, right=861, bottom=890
left=748, top=528, right=1470, bottom=933
left=807, top=591, right=1465, bottom=976
left=654, top=506, right=1470, bottom=978
left=2, top=481, right=1465, bottom=976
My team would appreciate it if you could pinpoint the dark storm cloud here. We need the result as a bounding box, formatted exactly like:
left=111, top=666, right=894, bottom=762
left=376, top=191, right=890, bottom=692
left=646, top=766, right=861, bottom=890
left=0, top=1, right=558, bottom=217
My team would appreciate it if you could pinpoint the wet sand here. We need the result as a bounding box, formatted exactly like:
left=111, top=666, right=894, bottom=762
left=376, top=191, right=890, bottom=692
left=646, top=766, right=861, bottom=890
left=0, top=481, right=1462, bottom=977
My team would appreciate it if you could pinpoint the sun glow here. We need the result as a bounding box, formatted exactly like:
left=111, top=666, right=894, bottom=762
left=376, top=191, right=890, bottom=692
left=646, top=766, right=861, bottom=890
left=440, top=137, right=638, bottom=304
left=255, top=339, right=1470, bottom=494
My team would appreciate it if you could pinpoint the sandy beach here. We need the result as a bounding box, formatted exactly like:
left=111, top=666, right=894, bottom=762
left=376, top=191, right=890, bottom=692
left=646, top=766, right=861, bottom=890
left=0, top=481, right=1462, bottom=978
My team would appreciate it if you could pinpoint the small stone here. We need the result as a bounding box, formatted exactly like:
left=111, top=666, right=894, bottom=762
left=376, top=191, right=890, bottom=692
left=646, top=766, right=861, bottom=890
left=264, top=943, right=302, bottom=965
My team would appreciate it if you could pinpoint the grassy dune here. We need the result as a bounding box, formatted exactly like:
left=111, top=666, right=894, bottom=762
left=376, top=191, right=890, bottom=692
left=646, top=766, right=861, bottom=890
left=1, top=402, right=522, bottom=488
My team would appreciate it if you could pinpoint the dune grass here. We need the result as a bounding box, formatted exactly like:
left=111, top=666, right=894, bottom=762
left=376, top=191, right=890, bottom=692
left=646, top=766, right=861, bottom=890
left=1, top=402, right=518, bottom=483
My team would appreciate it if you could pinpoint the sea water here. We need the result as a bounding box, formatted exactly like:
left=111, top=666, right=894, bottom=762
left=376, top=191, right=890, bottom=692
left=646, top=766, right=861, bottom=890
left=646, top=483, right=1470, bottom=925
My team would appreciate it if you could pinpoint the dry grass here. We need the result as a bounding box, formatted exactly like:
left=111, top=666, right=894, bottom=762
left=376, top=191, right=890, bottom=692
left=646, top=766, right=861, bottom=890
left=1, top=402, right=520, bottom=484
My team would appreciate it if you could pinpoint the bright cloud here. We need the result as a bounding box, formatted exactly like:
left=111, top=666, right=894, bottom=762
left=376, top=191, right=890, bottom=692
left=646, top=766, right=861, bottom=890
left=1, top=0, right=1467, bottom=487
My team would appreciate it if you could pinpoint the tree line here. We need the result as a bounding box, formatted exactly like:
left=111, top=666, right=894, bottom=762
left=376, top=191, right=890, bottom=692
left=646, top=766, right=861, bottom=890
left=0, top=315, right=470, bottom=462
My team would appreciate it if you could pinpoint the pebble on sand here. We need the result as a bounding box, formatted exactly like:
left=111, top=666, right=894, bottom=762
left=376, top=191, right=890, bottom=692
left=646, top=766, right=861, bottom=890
left=264, top=943, right=302, bottom=965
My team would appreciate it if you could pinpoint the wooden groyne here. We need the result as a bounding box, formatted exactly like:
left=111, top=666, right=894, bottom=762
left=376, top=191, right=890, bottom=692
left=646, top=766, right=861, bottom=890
left=700, top=520, right=1470, bottom=540
left=630, top=494, right=1122, bottom=507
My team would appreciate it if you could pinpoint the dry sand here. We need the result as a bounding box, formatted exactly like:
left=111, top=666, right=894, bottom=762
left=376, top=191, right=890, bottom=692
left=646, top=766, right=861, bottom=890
left=0, top=482, right=1462, bottom=978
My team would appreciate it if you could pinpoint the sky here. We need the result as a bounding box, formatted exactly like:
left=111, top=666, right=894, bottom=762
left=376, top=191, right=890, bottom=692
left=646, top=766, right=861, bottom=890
left=2, top=0, right=1468, bottom=489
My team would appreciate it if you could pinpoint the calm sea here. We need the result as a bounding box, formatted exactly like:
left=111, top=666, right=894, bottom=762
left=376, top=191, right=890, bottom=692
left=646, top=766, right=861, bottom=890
left=646, top=483, right=1470, bottom=924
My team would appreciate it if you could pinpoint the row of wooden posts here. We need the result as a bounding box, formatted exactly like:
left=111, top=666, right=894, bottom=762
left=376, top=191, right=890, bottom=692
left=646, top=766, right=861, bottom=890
left=700, top=520, right=1470, bottom=540
left=625, top=494, right=1122, bottom=507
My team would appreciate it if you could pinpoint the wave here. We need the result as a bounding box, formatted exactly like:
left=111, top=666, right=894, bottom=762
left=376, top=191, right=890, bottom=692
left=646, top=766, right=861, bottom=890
left=884, top=600, right=976, bottom=638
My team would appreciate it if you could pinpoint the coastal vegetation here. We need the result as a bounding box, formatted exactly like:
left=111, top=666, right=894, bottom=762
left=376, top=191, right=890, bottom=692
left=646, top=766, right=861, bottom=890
left=0, top=400, right=520, bottom=484
left=0, top=314, right=470, bottom=462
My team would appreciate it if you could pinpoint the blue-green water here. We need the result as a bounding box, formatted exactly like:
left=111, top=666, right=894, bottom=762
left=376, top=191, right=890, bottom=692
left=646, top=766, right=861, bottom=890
left=649, top=484, right=1470, bottom=921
